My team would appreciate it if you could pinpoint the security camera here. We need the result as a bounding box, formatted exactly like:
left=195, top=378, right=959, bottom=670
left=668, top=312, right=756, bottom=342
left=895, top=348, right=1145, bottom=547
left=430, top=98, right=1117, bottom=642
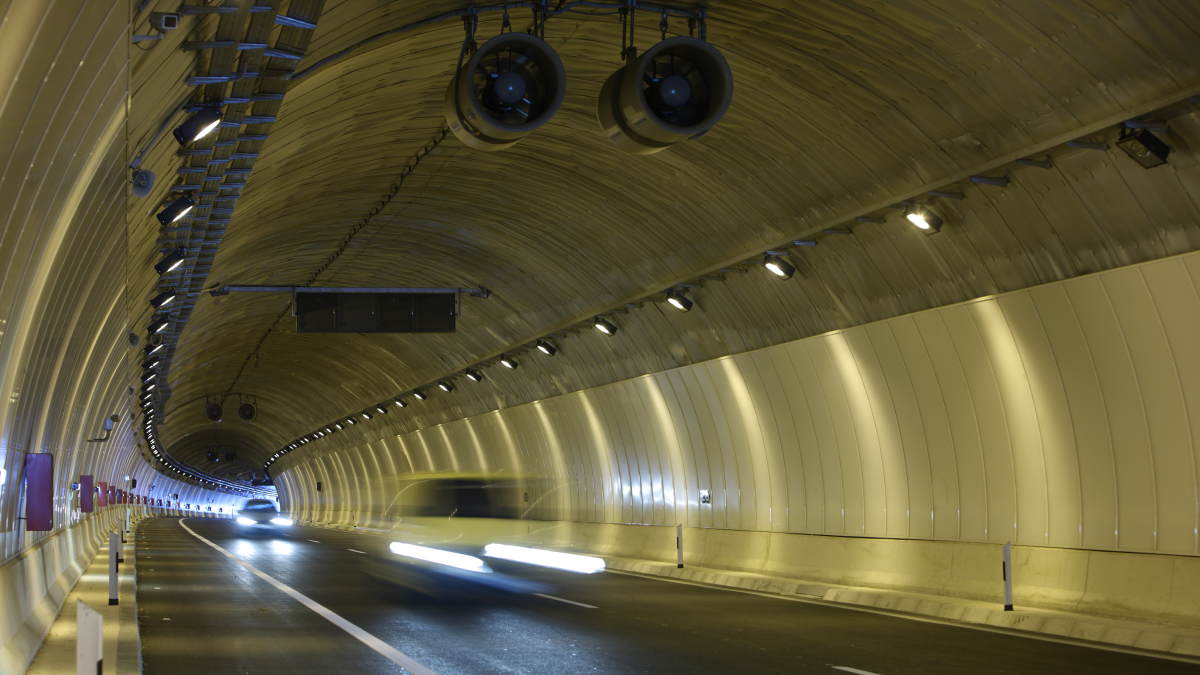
left=150, top=12, right=179, bottom=31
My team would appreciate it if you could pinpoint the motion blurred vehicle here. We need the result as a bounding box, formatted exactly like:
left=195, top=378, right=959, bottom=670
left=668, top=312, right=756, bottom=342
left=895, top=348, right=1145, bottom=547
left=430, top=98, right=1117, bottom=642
left=363, top=473, right=553, bottom=597
left=235, top=499, right=292, bottom=528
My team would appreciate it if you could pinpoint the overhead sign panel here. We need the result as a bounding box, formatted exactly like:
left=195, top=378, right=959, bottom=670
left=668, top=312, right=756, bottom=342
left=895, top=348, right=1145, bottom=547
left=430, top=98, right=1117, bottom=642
left=295, top=292, right=456, bottom=333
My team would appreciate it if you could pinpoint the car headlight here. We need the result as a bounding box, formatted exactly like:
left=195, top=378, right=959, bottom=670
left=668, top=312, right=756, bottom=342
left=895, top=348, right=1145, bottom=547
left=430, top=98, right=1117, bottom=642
left=236, top=517, right=255, bottom=526
left=390, top=542, right=492, bottom=573
left=270, top=518, right=293, bottom=526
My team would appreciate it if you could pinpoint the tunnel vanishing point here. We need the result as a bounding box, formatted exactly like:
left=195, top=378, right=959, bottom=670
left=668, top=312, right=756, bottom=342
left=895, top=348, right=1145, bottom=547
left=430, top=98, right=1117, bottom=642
left=5, top=2, right=1200, bottom=674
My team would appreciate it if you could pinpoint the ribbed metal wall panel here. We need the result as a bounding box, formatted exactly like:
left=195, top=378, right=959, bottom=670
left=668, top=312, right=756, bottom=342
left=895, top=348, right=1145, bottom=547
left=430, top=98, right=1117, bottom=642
left=278, top=251, right=1200, bottom=555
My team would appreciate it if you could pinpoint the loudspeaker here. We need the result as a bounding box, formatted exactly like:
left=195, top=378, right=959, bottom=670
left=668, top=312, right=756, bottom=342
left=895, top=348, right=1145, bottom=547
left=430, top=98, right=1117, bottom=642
left=131, top=170, right=156, bottom=198
left=445, top=33, right=567, bottom=151
left=597, top=37, right=733, bottom=154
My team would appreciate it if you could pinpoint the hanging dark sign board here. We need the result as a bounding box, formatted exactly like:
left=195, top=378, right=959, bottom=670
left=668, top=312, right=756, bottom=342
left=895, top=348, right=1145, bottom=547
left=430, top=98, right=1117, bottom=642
left=81, top=475, right=94, bottom=513
left=295, top=292, right=456, bottom=333
left=25, top=454, right=53, bottom=531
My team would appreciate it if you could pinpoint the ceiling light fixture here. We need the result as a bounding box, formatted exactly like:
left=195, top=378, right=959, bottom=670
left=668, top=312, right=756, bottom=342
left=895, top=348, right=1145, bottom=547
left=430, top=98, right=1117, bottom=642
left=141, top=372, right=156, bottom=383
left=145, top=342, right=164, bottom=355
left=150, top=289, right=176, bottom=309
left=465, top=369, right=484, bottom=382
left=148, top=316, right=169, bottom=333
left=156, top=194, right=196, bottom=227
left=904, top=204, right=943, bottom=233
left=536, top=340, right=557, bottom=356
left=594, top=317, right=618, bottom=335
left=346, top=417, right=357, bottom=425
left=361, top=411, right=372, bottom=420
left=393, top=398, right=407, bottom=408
left=142, top=357, right=160, bottom=370
left=376, top=404, right=388, bottom=414
left=500, top=356, right=518, bottom=369
left=413, top=390, right=428, bottom=400
left=438, top=381, right=454, bottom=393
left=1116, top=126, right=1171, bottom=168
left=173, top=107, right=223, bottom=145
left=764, top=256, right=795, bottom=279
left=665, top=291, right=693, bottom=312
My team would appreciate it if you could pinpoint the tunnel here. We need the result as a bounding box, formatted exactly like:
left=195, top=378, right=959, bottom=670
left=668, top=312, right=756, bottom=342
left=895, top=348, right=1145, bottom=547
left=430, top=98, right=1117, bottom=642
left=4, top=1, right=1200, bottom=674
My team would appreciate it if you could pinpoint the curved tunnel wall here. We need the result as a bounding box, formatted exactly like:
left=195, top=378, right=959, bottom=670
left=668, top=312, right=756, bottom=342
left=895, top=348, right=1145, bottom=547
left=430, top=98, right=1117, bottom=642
left=0, top=0, right=247, bottom=564
left=278, top=249, right=1200, bottom=557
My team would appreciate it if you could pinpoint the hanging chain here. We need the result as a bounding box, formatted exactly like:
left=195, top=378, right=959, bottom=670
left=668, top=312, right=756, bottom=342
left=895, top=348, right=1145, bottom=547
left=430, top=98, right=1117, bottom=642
left=501, top=5, right=510, bottom=33
left=659, top=12, right=667, bottom=40
left=620, top=0, right=637, bottom=60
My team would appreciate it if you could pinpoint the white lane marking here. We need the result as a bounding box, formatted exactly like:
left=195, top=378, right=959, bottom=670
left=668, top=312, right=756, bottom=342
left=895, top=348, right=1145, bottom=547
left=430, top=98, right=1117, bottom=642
left=180, top=519, right=438, bottom=675
left=533, top=593, right=597, bottom=609
left=308, top=539, right=321, bottom=543
left=348, top=549, right=366, bottom=554
left=833, top=668, right=881, bottom=675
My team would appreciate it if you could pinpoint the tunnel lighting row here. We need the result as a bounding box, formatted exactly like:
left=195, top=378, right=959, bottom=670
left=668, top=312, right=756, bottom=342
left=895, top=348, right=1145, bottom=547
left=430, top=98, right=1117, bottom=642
left=258, top=124, right=1154, bottom=476
left=257, top=199, right=953, bottom=474
left=260, top=193, right=961, bottom=472
left=261, top=314, right=630, bottom=472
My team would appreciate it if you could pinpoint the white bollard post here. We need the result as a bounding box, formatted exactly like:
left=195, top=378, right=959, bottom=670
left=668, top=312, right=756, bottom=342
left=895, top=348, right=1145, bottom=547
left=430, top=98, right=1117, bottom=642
left=676, top=524, right=684, bottom=569
left=76, top=600, right=102, bottom=675
left=108, top=532, right=119, bottom=605
left=1002, top=541, right=1014, bottom=611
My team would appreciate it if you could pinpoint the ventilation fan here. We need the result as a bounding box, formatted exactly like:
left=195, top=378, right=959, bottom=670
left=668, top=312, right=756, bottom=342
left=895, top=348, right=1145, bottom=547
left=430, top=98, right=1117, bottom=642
left=238, top=402, right=256, bottom=422
left=205, top=403, right=223, bottom=422
left=445, top=33, right=566, bottom=151
left=206, top=451, right=219, bottom=462
left=597, top=36, right=733, bottom=154
left=224, top=450, right=236, bottom=462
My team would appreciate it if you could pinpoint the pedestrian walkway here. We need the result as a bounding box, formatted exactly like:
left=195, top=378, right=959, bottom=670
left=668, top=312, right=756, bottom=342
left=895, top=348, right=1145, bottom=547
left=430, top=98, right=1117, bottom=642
left=25, top=523, right=140, bottom=675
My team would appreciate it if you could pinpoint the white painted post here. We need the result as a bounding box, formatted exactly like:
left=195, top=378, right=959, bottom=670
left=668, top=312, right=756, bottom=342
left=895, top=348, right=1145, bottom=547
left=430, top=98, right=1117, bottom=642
left=676, top=524, right=683, bottom=568
left=108, top=532, right=119, bottom=606
left=76, top=600, right=102, bottom=675
left=1002, top=541, right=1014, bottom=611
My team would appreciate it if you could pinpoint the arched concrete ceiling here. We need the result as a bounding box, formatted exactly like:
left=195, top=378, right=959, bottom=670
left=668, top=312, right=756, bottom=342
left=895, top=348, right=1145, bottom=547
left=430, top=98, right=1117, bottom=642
left=125, top=1, right=1200, bottom=478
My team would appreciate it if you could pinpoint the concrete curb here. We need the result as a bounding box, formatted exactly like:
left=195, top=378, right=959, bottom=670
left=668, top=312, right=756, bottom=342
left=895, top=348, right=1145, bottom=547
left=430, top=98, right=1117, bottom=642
left=603, top=558, right=1200, bottom=659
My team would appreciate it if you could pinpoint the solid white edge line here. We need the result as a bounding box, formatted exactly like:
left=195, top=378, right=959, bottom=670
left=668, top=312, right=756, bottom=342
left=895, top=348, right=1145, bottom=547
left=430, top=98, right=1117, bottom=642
left=179, top=519, right=438, bottom=675
left=348, top=549, right=366, bottom=554
left=833, top=667, right=881, bottom=675
left=533, top=593, right=597, bottom=609
left=602, top=569, right=1200, bottom=665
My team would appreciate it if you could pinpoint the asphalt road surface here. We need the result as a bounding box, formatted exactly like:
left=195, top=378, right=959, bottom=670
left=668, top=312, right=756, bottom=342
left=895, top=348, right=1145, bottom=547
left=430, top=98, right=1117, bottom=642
left=134, top=518, right=1200, bottom=674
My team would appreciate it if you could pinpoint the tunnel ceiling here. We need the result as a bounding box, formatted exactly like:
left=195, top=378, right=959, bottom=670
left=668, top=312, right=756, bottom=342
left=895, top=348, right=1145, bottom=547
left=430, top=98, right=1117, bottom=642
left=124, top=1, right=1200, bottom=477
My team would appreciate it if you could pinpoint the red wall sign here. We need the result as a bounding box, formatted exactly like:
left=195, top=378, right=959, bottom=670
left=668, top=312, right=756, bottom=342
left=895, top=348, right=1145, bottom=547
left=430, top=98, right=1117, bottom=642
left=98, top=481, right=108, bottom=507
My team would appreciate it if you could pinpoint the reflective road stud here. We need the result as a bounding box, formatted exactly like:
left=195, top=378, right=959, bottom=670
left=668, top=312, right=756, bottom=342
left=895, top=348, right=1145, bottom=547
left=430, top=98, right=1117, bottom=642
left=676, top=524, right=684, bottom=569
left=1002, top=541, right=1014, bottom=611
left=109, top=532, right=119, bottom=605
left=76, top=600, right=102, bottom=675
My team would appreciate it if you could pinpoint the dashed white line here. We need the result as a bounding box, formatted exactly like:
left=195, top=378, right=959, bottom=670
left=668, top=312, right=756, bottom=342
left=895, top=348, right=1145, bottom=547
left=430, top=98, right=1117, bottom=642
left=533, top=593, right=597, bottom=609
left=180, top=519, right=438, bottom=675
left=832, top=667, right=880, bottom=675
left=348, top=549, right=366, bottom=554
left=308, top=539, right=321, bottom=543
